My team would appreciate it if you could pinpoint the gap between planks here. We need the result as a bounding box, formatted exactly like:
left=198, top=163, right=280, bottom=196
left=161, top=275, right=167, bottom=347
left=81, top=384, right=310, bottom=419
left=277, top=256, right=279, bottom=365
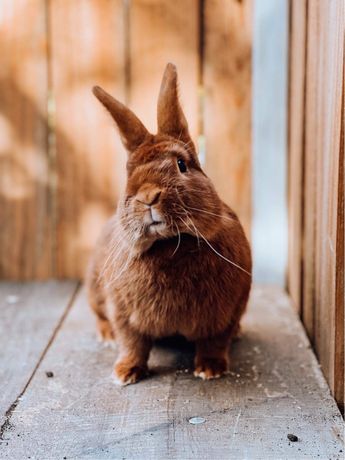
left=0, top=281, right=80, bottom=441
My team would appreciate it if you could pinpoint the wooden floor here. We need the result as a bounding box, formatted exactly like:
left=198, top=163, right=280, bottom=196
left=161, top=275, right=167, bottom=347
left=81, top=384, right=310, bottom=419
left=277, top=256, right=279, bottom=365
left=0, top=283, right=343, bottom=460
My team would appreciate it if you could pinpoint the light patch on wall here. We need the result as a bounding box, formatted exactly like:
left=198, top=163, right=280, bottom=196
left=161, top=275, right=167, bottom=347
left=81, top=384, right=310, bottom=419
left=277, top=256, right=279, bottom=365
left=71, top=202, right=111, bottom=276
left=0, top=114, right=14, bottom=153
left=252, top=0, right=289, bottom=285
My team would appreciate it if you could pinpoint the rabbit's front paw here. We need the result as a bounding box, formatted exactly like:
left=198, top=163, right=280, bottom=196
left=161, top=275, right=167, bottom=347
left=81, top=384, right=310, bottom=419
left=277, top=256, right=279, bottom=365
left=113, top=361, right=148, bottom=386
left=194, top=358, right=228, bottom=380
left=97, top=318, right=115, bottom=343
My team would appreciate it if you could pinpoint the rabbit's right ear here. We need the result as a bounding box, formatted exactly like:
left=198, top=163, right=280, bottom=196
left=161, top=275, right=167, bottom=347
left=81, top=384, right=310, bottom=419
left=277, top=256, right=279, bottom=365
left=157, top=63, right=192, bottom=145
left=92, top=86, right=149, bottom=152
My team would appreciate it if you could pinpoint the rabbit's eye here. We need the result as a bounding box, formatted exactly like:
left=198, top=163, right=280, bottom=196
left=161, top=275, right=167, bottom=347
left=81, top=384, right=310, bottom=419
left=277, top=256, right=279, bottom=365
left=177, top=159, right=187, bottom=173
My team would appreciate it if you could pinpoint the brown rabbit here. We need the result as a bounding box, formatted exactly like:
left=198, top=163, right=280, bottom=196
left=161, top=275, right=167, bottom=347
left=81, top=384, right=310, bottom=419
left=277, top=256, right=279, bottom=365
left=87, top=63, right=252, bottom=385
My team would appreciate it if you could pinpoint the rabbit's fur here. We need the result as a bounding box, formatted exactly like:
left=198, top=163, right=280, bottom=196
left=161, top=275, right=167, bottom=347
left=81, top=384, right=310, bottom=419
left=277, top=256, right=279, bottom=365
left=87, top=63, right=252, bottom=385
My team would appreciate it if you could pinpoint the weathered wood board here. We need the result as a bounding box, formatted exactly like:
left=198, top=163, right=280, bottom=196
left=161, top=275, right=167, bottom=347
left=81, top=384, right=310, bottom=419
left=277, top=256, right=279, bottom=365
left=334, top=76, right=344, bottom=413
left=0, top=0, right=52, bottom=279
left=289, top=0, right=345, bottom=406
left=289, top=0, right=345, bottom=411
left=204, top=0, right=252, bottom=237
left=0, top=281, right=78, bottom=427
left=312, top=0, right=345, bottom=401
left=50, top=0, right=127, bottom=278
left=287, top=0, right=307, bottom=314
left=128, top=0, right=199, bottom=139
left=0, top=286, right=343, bottom=459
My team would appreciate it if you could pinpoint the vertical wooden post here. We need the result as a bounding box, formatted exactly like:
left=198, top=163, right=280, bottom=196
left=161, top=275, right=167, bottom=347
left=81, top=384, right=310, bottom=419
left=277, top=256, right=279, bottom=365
left=287, top=0, right=307, bottom=314
left=288, top=0, right=345, bottom=412
left=0, top=0, right=52, bottom=279
left=50, top=0, right=126, bottom=278
left=312, top=0, right=344, bottom=398
left=203, top=0, right=252, bottom=237
left=334, top=81, right=344, bottom=412
left=128, top=0, right=199, bottom=140
left=302, top=0, right=318, bottom=340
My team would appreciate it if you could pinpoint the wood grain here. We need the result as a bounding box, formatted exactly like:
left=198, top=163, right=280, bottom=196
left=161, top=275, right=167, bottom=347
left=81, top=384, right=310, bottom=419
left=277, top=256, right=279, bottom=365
left=1, top=286, right=343, bottom=458
left=334, top=67, right=344, bottom=412
left=203, top=0, right=252, bottom=237
left=128, top=0, right=199, bottom=140
left=0, top=0, right=52, bottom=279
left=287, top=0, right=307, bottom=313
left=50, top=0, right=127, bottom=278
left=302, top=0, right=318, bottom=340
left=312, top=0, right=344, bottom=395
left=0, top=281, right=78, bottom=427
left=288, top=0, right=345, bottom=411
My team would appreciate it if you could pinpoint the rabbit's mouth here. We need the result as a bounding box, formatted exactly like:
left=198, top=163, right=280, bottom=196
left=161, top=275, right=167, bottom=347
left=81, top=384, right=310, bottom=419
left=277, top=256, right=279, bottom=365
left=141, top=206, right=167, bottom=235
left=147, top=220, right=166, bottom=235
left=150, top=220, right=163, bottom=226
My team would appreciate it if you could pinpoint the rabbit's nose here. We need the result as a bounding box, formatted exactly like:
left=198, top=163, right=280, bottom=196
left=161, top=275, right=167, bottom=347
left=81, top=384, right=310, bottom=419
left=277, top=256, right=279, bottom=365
left=136, top=187, right=162, bottom=206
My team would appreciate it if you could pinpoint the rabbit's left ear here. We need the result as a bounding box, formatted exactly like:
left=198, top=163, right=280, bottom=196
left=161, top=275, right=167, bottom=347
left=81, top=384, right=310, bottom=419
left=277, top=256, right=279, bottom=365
left=92, top=86, right=149, bottom=153
left=157, top=63, right=193, bottom=146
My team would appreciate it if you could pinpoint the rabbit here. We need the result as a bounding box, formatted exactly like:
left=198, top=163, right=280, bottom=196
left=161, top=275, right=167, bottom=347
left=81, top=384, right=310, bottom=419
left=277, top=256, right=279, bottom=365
left=86, top=63, right=252, bottom=385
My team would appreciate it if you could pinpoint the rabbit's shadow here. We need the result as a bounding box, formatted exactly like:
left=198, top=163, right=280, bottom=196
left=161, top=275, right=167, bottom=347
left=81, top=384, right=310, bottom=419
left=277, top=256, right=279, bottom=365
left=149, top=335, right=195, bottom=376
left=148, top=334, right=245, bottom=379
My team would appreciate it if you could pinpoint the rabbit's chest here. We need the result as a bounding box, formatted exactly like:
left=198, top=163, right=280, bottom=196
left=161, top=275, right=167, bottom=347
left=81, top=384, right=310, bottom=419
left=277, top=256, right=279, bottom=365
left=112, top=236, right=247, bottom=338
left=124, top=264, right=232, bottom=339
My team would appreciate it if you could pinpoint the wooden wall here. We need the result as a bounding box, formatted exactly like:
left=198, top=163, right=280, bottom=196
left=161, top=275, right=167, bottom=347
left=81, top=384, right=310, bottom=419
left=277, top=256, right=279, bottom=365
left=0, top=0, right=252, bottom=279
left=288, top=0, right=345, bottom=413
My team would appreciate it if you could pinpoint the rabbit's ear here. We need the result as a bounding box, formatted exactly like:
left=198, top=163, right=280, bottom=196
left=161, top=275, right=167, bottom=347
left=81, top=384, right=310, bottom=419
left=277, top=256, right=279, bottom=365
left=93, top=86, right=149, bottom=152
left=157, top=63, right=192, bottom=145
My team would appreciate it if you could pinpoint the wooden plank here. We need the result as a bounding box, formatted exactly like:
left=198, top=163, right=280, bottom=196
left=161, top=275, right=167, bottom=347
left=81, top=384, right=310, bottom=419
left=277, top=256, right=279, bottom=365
left=302, top=0, right=319, bottom=340
left=312, top=0, right=344, bottom=396
left=334, top=60, right=345, bottom=416
left=0, top=281, right=78, bottom=428
left=50, top=0, right=126, bottom=278
left=0, top=0, right=52, bottom=279
left=334, top=76, right=344, bottom=413
left=325, top=0, right=345, bottom=398
left=289, top=0, right=345, bottom=412
left=297, top=0, right=345, bottom=408
left=287, top=0, right=307, bottom=313
left=128, top=0, right=199, bottom=140
left=1, top=286, right=343, bottom=458
left=204, top=0, right=252, bottom=237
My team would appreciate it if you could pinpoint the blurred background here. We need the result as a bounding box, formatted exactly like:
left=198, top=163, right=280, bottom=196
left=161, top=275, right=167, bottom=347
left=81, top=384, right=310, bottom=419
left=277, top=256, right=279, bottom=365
left=0, top=0, right=287, bottom=283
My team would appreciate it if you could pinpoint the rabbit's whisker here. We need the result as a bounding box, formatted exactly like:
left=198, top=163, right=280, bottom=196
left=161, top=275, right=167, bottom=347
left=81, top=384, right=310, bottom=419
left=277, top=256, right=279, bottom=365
left=178, top=216, right=197, bottom=242
left=174, top=198, right=251, bottom=277
left=184, top=206, right=235, bottom=223
left=100, top=220, right=142, bottom=286
left=174, top=199, right=201, bottom=246
left=171, top=223, right=181, bottom=257
left=191, top=221, right=251, bottom=277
